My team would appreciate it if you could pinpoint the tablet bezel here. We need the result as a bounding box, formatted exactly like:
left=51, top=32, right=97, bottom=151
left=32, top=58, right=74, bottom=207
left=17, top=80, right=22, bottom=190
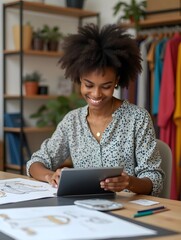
left=57, top=167, right=123, bottom=197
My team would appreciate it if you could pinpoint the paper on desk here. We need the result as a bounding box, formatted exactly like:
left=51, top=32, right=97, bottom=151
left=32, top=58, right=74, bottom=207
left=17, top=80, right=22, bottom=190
left=0, top=205, right=156, bottom=240
left=0, top=178, right=56, bottom=205
left=129, top=199, right=160, bottom=206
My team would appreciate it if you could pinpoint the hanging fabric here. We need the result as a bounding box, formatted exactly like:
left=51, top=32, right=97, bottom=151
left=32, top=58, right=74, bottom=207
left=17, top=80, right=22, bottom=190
left=157, top=32, right=181, bottom=200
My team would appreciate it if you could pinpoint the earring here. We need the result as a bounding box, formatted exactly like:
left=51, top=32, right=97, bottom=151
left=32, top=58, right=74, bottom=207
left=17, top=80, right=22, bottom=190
left=115, top=84, right=118, bottom=88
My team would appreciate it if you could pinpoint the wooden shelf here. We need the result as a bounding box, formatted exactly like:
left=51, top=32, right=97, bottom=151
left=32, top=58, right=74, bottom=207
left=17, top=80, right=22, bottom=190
left=4, top=126, right=54, bottom=133
left=4, top=0, right=99, bottom=18
left=3, top=49, right=63, bottom=57
left=4, top=95, right=59, bottom=100
left=120, top=15, right=181, bottom=29
left=5, top=164, right=25, bottom=171
left=139, top=16, right=181, bottom=28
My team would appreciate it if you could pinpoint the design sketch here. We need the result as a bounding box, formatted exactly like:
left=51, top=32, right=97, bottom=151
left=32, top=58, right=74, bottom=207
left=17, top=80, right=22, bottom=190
left=0, top=210, right=111, bottom=236
left=0, top=206, right=156, bottom=240
left=0, top=178, right=57, bottom=205
left=0, top=180, right=47, bottom=196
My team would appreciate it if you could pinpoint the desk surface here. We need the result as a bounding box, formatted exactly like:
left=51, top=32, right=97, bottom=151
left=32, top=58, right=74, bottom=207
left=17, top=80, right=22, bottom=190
left=0, top=171, right=181, bottom=240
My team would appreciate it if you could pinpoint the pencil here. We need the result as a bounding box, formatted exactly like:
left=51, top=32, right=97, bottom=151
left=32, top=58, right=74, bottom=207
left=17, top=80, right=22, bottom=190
left=133, top=208, right=169, bottom=218
left=137, top=206, right=166, bottom=213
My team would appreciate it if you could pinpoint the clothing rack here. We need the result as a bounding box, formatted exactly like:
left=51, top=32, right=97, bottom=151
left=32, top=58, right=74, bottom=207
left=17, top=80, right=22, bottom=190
left=136, top=25, right=181, bottom=38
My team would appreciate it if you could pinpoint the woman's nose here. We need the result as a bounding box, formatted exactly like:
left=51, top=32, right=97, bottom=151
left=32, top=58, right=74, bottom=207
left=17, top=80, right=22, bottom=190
left=92, top=87, right=102, bottom=98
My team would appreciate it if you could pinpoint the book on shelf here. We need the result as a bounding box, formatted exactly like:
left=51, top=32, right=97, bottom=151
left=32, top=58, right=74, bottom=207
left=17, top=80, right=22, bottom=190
left=4, top=113, right=24, bottom=128
left=4, top=113, right=31, bottom=165
left=5, top=133, right=31, bottom=165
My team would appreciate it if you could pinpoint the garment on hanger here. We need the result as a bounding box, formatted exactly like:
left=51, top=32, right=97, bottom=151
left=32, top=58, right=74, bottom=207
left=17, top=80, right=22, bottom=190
left=152, top=37, right=168, bottom=115
left=137, top=36, right=153, bottom=110
left=158, top=32, right=181, bottom=200
left=173, top=42, right=181, bottom=199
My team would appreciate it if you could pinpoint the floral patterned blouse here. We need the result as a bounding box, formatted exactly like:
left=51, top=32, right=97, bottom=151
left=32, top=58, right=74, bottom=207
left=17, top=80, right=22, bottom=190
left=26, top=100, right=164, bottom=196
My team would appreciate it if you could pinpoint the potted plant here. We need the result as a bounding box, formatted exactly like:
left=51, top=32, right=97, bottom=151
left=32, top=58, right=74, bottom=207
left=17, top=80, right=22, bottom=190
left=113, top=0, right=146, bottom=30
left=42, top=24, right=64, bottom=51
left=32, top=27, right=46, bottom=50
left=23, top=71, right=44, bottom=96
left=30, top=93, right=86, bottom=127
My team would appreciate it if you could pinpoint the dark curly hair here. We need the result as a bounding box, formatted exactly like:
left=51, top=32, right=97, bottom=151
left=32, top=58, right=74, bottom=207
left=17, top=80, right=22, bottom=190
left=59, top=23, right=142, bottom=88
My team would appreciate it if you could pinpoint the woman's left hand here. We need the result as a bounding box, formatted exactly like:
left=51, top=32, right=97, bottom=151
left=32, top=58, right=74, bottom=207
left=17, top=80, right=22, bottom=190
left=100, top=171, right=130, bottom=192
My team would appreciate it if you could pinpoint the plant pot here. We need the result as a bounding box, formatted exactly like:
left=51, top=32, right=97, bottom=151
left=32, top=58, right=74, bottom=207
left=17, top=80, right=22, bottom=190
left=32, top=38, right=45, bottom=50
left=66, top=0, right=84, bottom=9
left=47, top=41, right=59, bottom=51
left=13, top=25, right=33, bottom=50
left=24, top=82, right=38, bottom=96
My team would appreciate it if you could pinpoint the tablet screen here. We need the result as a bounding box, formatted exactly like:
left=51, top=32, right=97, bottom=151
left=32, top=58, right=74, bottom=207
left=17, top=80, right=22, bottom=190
left=57, top=167, right=123, bottom=197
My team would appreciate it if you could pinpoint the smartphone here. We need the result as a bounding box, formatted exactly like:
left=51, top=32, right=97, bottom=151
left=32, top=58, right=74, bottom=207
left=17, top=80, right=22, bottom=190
left=74, top=199, right=123, bottom=211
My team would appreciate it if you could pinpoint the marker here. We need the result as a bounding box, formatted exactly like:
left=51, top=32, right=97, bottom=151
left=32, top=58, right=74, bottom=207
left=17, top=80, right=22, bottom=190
left=137, top=206, right=166, bottom=213
left=133, top=208, right=169, bottom=218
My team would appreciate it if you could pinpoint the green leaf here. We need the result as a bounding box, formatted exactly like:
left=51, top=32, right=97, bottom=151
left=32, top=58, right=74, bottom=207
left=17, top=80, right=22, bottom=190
left=30, top=93, right=86, bottom=127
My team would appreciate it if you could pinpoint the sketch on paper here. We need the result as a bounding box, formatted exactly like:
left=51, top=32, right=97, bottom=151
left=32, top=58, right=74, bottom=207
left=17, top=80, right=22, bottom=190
left=0, top=205, right=156, bottom=240
left=0, top=213, right=70, bottom=236
left=0, top=180, right=47, bottom=195
left=0, top=178, right=56, bottom=205
left=0, top=210, right=110, bottom=236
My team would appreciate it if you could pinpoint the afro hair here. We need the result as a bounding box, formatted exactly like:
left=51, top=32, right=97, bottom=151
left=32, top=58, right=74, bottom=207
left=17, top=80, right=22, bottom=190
left=59, top=23, right=142, bottom=88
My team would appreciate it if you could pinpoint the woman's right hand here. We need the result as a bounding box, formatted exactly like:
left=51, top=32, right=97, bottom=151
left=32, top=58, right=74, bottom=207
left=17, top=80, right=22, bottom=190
left=45, top=168, right=62, bottom=188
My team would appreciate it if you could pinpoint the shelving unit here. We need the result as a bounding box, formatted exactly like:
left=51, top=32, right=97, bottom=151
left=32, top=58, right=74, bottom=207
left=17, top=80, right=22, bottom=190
left=3, top=0, right=99, bottom=173
left=120, top=15, right=181, bottom=29
left=4, top=49, right=64, bottom=57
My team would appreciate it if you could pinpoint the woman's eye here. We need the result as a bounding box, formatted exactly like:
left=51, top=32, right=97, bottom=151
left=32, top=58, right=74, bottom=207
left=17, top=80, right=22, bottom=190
left=102, top=85, right=112, bottom=89
left=85, top=85, right=93, bottom=88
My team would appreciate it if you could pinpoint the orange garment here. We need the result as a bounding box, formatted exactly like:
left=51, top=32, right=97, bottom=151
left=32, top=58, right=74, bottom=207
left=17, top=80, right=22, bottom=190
left=173, top=42, right=181, bottom=197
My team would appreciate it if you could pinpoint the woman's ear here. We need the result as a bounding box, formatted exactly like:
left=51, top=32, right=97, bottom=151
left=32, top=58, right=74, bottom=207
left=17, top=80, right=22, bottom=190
left=115, top=79, right=119, bottom=88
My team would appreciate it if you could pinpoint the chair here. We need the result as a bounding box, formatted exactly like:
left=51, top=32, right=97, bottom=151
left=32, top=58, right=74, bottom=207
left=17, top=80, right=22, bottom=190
left=156, top=139, right=172, bottom=199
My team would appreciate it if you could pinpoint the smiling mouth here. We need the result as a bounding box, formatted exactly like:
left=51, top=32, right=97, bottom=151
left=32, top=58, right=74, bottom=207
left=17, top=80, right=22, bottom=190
left=87, top=96, right=103, bottom=105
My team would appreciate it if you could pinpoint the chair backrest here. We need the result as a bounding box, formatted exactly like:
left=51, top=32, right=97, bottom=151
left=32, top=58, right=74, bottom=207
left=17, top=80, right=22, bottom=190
left=156, top=139, right=172, bottom=198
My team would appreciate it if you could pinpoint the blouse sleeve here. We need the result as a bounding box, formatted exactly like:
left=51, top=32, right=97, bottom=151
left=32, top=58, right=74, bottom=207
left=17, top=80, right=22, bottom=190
left=26, top=116, right=70, bottom=177
left=134, top=109, right=165, bottom=196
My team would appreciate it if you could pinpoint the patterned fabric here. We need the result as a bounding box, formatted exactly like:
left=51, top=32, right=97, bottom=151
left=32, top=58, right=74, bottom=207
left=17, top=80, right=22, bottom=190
left=26, top=100, right=164, bottom=196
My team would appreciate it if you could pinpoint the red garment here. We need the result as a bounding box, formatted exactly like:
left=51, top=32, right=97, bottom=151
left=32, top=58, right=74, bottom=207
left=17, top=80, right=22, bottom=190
left=158, top=33, right=181, bottom=200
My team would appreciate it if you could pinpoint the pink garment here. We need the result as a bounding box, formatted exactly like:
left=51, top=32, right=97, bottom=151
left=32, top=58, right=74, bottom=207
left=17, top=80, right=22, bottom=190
left=158, top=33, right=181, bottom=200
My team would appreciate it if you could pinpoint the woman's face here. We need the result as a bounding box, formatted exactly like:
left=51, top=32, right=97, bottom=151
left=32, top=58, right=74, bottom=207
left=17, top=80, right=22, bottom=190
left=80, top=68, right=118, bottom=110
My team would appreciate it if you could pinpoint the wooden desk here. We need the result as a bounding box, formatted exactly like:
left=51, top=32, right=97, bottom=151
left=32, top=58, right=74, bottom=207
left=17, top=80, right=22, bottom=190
left=0, top=171, right=181, bottom=240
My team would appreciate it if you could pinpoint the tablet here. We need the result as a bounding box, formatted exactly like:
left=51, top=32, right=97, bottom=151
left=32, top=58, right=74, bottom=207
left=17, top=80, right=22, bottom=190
left=57, top=167, right=123, bottom=197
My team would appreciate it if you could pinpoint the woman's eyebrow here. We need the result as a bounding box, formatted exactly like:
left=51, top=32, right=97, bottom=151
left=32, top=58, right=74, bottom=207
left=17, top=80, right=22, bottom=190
left=83, top=79, right=92, bottom=84
left=83, top=79, right=113, bottom=85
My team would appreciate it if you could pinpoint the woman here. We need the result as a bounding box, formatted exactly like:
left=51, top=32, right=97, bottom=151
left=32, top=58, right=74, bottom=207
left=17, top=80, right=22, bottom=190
left=26, top=24, right=164, bottom=196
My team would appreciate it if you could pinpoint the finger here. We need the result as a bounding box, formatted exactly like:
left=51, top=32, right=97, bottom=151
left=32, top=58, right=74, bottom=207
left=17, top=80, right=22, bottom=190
left=50, top=178, right=58, bottom=188
left=45, top=174, right=58, bottom=188
left=101, top=172, right=130, bottom=192
left=104, top=172, right=129, bottom=183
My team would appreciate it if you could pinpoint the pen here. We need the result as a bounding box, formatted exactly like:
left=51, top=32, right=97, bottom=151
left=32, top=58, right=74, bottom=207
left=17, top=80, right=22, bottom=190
left=137, top=206, right=166, bottom=213
left=133, top=208, right=169, bottom=218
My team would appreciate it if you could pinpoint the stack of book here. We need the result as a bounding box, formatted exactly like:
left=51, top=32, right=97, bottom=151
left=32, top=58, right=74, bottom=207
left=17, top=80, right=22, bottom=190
left=4, top=113, right=31, bottom=166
